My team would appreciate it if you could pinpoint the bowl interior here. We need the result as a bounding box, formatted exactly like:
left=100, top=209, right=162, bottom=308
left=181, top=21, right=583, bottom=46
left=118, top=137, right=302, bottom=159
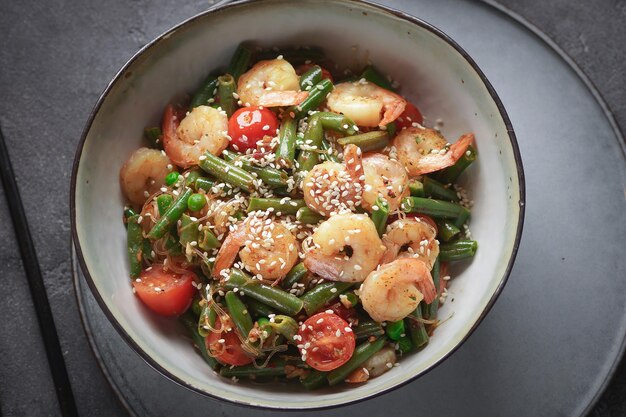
left=73, top=0, right=523, bottom=409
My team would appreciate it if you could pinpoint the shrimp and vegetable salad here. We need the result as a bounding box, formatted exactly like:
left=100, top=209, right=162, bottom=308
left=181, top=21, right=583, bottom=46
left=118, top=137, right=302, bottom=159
left=119, top=44, right=478, bottom=388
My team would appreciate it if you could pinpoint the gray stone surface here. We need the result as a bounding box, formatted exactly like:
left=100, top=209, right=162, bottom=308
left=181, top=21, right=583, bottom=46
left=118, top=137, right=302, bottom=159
left=0, top=0, right=623, bottom=416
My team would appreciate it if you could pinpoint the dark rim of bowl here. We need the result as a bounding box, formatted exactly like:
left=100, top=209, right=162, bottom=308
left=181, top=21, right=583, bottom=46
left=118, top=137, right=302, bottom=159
left=70, top=0, right=526, bottom=410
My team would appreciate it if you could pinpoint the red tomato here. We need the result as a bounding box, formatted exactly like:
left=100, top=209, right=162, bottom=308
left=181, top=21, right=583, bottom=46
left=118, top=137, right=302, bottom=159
left=298, top=313, right=356, bottom=371
left=132, top=265, right=196, bottom=317
left=205, top=316, right=253, bottom=366
left=227, top=106, right=279, bottom=152
left=296, top=63, right=334, bottom=82
left=396, top=102, right=424, bottom=130
left=320, top=302, right=357, bottom=324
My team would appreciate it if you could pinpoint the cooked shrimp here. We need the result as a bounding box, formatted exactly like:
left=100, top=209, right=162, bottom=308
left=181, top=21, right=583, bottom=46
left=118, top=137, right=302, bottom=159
left=326, top=81, right=406, bottom=127
left=205, top=199, right=245, bottom=237
left=162, top=104, right=229, bottom=169
left=381, top=218, right=439, bottom=269
left=237, top=59, right=308, bottom=107
left=212, top=216, right=298, bottom=280
left=119, top=147, right=172, bottom=206
left=359, top=258, right=436, bottom=322
left=393, top=127, right=474, bottom=176
left=302, top=144, right=365, bottom=216
left=304, top=213, right=385, bottom=282
left=361, top=153, right=409, bottom=212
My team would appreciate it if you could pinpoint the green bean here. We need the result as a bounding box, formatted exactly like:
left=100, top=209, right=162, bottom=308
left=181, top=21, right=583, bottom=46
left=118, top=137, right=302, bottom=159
left=276, top=116, right=297, bottom=167
left=299, top=65, right=323, bottom=90
left=249, top=166, right=289, bottom=188
left=434, top=145, right=477, bottom=183
left=354, top=320, right=385, bottom=341
left=197, top=302, right=217, bottom=337
left=439, top=239, right=478, bottom=262
left=198, top=226, right=221, bottom=251
left=385, top=320, right=405, bottom=341
left=316, top=112, right=358, bottom=135
left=397, top=336, right=413, bottom=353
left=220, top=360, right=287, bottom=379
left=217, top=74, right=236, bottom=117
left=337, top=130, right=389, bottom=152
left=164, top=231, right=182, bottom=256
left=156, top=194, right=174, bottom=215
left=371, top=197, right=389, bottom=237
left=406, top=304, right=428, bottom=348
left=184, top=169, right=202, bottom=188
left=296, top=111, right=358, bottom=173
left=281, top=262, right=308, bottom=290
left=225, top=270, right=303, bottom=316
left=255, top=47, right=325, bottom=64
left=189, top=75, right=218, bottom=109
left=198, top=152, right=255, bottom=192
left=295, top=114, right=323, bottom=172
left=144, top=126, right=163, bottom=149
left=360, top=65, right=394, bottom=91
left=221, top=151, right=288, bottom=189
left=426, top=258, right=440, bottom=320
left=408, top=179, right=425, bottom=197
left=296, top=206, right=323, bottom=224
left=435, top=219, right=461, bottom=242
left=269, top=315, right=299, bottom=340
left=386, top=122, right=397, bottom=138
left=190, top=296, right=203, bottom=317
left=228, top=43, right=253, bottom=81
left=225, top=291, right=253, bottom=340
left=126, top=213, right=143, bottom=279
left=401, top=197, right=470, bottom=227
left=341, top=291, right=359, bottom=307
left=423, top=177, right=459, bottom=202
left=194, top=177, right=215, bottom=192
left=180, top=312, right=219, bottom=370
left=147, top=188, right=193, bottom=240
left=247, top=197, right=305, bottom=215
left=123, top=207, right=138, bottom=219
left=244, top=297, right=276, bottom=318
left=454, top=207, right=471, bottom=228
left=301, top=370, right=328, bottom=390
left=155, top=194, right=180, bottom=255
left=288, top=78, right=333, bottom=119
left=179, top=214, right=199, bottom=248
left=300, top=282, right=353, bottom=316
left=142, top=239, right=154, bottom=262
left=320, top=139, right=339, bottom=162
left=328, top=337, right=387, bottom=385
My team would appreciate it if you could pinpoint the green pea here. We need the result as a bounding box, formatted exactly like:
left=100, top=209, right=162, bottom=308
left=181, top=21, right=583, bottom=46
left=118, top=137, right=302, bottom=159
left=385, top=320, right=405, bottom=341
left=187, top=193, right=206, bottom=211
left=165, top=171, right=179, bottom=186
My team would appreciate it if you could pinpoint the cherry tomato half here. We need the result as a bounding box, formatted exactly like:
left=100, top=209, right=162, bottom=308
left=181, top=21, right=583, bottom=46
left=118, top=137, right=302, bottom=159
left=132, top=264, right=196, bottom=317
left=395, top=102, right=424, bottom=130
left=296, top=63, right=334, bottom=82
left=205, top=316, right=254, bottom=366
left=320, top=302, right=358, bottom=324
left=298, top=312, right=356, bottom=371
left=227, top=106, right=279, bottom=152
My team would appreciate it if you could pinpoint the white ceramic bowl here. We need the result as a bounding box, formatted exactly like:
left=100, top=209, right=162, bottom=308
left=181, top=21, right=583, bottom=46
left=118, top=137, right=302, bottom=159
left=71, top=0, right=525, bottom=409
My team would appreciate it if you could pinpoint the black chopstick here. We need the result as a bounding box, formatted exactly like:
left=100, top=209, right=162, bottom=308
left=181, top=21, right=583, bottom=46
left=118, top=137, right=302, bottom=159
left=0, top=125, right=79, bottom=417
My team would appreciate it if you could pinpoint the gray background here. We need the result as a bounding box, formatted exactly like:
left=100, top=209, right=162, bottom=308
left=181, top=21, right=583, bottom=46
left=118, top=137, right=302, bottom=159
left=0, top=0, right=623, bottom=416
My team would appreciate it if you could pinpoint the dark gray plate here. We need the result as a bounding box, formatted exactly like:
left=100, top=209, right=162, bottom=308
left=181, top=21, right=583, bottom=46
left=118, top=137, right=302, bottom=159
left=72, top=0, right=626, bottom=416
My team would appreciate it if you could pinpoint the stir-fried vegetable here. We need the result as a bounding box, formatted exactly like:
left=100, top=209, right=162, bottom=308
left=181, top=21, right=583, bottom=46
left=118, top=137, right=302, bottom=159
left=118, top=43, right=479, bottom=388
